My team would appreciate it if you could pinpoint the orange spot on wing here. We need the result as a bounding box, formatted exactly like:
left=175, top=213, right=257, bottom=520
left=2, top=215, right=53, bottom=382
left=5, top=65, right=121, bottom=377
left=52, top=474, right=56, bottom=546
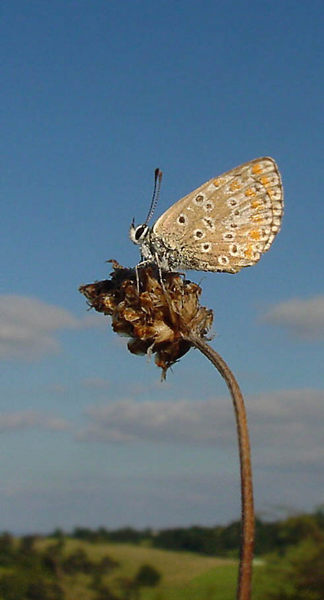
left=213, top=178, right=223, bottom=188
left=250, top=229, right=261, bottom=240
left=260, top=176, right=270, bottom=186
left=252, top=163, right=262, bottom=174
left=252, top=214, right=263, bottom=222
left=245, top=187, right=256, bottom=197
left=251, top=199, right=262, bottom=209
left=245, top=245, right=254, bottom=258
left=230, top=180, right=241, bottom=191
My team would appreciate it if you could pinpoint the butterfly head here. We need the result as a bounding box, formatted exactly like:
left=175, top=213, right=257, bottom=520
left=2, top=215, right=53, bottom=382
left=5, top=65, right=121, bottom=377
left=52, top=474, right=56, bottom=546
left=129, top=168, right=162, bottom=253
left=129, top=220, right=150, bottom=245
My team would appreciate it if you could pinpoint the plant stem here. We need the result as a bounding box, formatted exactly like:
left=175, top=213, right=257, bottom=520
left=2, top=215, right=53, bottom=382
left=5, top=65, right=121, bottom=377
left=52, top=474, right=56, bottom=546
left=184, top=332, right=254, bottom=600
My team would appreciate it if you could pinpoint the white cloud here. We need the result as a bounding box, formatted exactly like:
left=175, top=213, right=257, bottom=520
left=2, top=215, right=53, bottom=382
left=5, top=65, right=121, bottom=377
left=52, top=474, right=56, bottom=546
left=78, top=389, right=324, bottom=471
left=0, top=410, right=69, bottom=432
left=0, top=294, right=101, bottom=360
left=1, top=392, right=323, bottom=530
left=261, top=295, right=324, bottom=339
left=79, top=398, right=233, bottom=444
left=247, top=389, right=324, bottom=468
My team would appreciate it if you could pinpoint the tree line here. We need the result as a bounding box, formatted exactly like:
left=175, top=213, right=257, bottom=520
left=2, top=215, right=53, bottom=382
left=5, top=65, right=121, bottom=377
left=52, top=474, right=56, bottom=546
left=66, top=507, right=324, bottom=557
left=0, top=508, right=323, bottom=600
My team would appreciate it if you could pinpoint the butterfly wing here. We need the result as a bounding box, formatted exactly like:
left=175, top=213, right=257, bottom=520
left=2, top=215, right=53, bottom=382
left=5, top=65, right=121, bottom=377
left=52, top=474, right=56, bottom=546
left=152, top=157, right=283, bottom=273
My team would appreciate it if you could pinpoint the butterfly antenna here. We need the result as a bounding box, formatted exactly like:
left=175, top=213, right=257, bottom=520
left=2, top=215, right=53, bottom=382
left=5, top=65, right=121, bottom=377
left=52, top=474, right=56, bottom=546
left=145, top=168, right=163, bottom=225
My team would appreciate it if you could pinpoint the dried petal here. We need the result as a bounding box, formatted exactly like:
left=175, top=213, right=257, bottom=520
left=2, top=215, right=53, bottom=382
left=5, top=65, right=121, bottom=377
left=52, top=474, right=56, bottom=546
left=79, top=263, right=213, bottom=378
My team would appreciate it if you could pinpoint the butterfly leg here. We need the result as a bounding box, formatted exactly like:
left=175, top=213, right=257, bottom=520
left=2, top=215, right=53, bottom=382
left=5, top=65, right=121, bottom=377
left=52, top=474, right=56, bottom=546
left=153, top=253, right=168, bottom=292
left=135, top=256, right=166, bottom=293
left=135, top=258, right=152, bottom=292
left=135, top=264, right=140, bottom=292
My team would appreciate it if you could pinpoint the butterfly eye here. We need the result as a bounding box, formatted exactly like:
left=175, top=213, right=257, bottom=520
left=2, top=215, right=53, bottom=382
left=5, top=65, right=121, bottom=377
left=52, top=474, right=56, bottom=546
left=135, top=225, right=148, bottom=241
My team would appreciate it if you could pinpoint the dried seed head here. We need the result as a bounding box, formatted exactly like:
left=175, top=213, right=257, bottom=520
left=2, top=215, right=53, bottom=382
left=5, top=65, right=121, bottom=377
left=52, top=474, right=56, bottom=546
left=79, top=262, right=213, bottom=379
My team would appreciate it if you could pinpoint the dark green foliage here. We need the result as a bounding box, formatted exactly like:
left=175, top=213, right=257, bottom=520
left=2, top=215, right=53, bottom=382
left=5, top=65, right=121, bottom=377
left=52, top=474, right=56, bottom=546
left=61, top=547, right=94, bottom=574
left=153, top=523, right=241, bottom=556
left=89, top=555, right=120, bottom=594
left=313, top=505, right=324, bottom=529
left=0, top=532, right=14, bottom=566
left=0, top=573, right=28, bottom=600
left=72, top=526, right=100, bottom=542
left=0, top=538, right=120, bottom=600
left=19, top=535, right=38, bottom=555
left=254, top=518, right=283, bottom=555
left=55, top=509, right=324, bottom=557
left=276, top=514, right=323, bottom=550
left=97, top=554, right=120, bottom=573
left=152, top=513, right=324, bottom=557
left=42, top=543, right=64, bottom=577
left=116, top=576, right=139, bottom=600
left=106, top=527, right=143, bottom=545
left=134, top=564, right=161, bottom=587
left=93, top=583, right=121, bottom=600
left=0, top=538, right=64, bottom=600
left=71, top=525, right=153, bottom=545
left=49, top=528, right=65, bottom=542
left=0, top=538, right=123, bottom=600
left=25, top=579, right=64, bottom=600
left=0, top=571, right=64, bottom=600
left=116, top=566, right=161, bottom=599
left=259, top=537, right=324, bottom=599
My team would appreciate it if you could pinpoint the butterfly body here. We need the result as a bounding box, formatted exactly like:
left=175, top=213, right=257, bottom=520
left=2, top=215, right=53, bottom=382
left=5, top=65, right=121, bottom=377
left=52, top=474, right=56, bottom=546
left=130, top=157, right=283, bottom=274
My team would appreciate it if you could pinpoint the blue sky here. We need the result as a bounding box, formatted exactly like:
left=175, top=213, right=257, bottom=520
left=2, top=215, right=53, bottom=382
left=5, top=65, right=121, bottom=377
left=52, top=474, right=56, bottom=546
left=1, top=0, right=323, bottom=533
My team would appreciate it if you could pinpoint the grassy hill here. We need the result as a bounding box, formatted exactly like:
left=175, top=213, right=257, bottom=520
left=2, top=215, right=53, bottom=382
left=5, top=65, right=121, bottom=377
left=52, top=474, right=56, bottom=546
left=35, top=537, right=238, bottom=599
left=4, top=521, right=323, bottom=599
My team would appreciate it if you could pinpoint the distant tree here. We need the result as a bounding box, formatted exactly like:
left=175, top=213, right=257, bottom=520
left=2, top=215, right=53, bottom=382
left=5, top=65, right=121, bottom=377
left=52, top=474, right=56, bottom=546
left=26, top=579, right=64, bottom=600
left=134, top=564, right=161, bottom=588
left=0, top=573, right=27, bottom=600
left=16, top=538, right=44, bottom=573
left=116, top=576, right=138, bottom=600
left=254, top=518, right=281, bottom=555
left=0, top=532, right=14, bottom=566
left=277, top=514, right=323, bottom=550
left=89, top=555, right=119, bottom=594
left=0, top=572, right=64, bottom=600
left=93, top=583, right=120, bottom=600
left=19, top=535, right=38, bottom=555
left=219, top=520, right=241, bottom=554
left=49, top=528, right=65, bottom=542
left=95, top=527, right=111, bottom=543
left=42, top=542, right=65, bottom=577
left=313, top=505, right=324, bottom=529
left=109, top=527, right=141, bottom=544
left=97, top=554, right=119, bottom=573
left=260, top=537, right=324, bottom=600
left=62, top=547, right=94, bottom=574
left=72, top=526, right=97, bottom=542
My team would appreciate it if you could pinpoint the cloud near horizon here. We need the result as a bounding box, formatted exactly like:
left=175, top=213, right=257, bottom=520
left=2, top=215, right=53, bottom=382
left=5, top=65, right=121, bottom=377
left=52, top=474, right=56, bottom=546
left=261, top=295, right=324, bottom=340
left=0, top=294, right=102, bottom=360
left=0, top=410, right=69, bottom=433
left=78, top=390, right=324, bottom=470
left=79, top=398, right=234, bottom=444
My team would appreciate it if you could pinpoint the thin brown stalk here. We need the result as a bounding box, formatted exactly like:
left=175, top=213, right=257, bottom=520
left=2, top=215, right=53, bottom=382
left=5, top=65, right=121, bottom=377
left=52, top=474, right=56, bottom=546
left=184, top=332, right=254, bottom=600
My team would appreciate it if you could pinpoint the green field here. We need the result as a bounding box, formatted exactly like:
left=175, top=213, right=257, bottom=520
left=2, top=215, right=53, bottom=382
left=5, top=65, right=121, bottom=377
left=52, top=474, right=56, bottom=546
left=35, top=538, right=251, bottom=599
left=3, top=512, right=322, bottom=599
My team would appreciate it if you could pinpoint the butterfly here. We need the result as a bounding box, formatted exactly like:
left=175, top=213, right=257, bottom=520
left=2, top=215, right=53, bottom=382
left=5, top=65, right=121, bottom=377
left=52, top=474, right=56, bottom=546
left=129, top=157, right=283, bottom=274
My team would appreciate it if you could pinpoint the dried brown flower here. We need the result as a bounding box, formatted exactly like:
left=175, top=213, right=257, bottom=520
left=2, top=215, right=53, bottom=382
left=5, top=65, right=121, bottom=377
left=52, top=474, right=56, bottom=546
left=79, top=261, right=213, bottom=378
